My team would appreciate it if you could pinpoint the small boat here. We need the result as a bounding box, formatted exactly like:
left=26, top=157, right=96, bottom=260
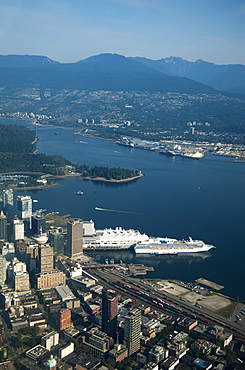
left=74, top=191, right=84, bottom=195
left=54, top=132, right=59, bottom=135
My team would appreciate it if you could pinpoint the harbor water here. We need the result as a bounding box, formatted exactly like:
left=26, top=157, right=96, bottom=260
left=2, top=119, right=245, bottom=300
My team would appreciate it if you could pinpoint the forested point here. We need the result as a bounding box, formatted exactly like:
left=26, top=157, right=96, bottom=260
left=77, top=164, right=142, bottom=181
left=0, top=124, right=142, bottom=181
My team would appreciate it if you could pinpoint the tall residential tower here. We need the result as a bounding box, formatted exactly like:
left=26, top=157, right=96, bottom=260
left=123, top=308, right=141, bottom=355
left=66, top=219, right=83, bottom=258
left=102, top=290, right=119, bottom=340
left=16, top=195, right=32, bottom=234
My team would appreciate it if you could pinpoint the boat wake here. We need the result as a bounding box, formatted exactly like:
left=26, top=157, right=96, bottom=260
left=95, top=207, right=158, bottom=216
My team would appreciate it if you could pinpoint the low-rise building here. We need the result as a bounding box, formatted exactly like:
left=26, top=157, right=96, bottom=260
left=83, top=328, right=114, bottom=358
left=139, top=363, right=158, bottom=370
left=66, top=353, right=100, bottom=370
left=0, top=292, right=21, bottom=310
left=8, top=305, right=29, bottom=331
left=86, top=302, right=100, bottom=315
left=55, top=285, right=76, bottom=302
left=25, top=344, right=50, bottom=364
left=59, top=342, right=74, bottom=359
left=191, top=339, right=220, bottom=355
left=71, top=276, right=96, bottom=290
left=78, top=291, right=92, bottom=302
left=148, top=345, right=169, bottom=364
left=65, top=298, right=80, bottom=309
left=90, top=285, right=104, bottom=295
left=219, top=332, right=233, bottom=347
left=108, top=343, right=128, bottom=363
left=161, top=356, right=179, bottom=370
left=193, top=357, right=212, bottom=370
left=166, top=331, right=189, bottom=359
left=178, top=317, right=198, bottom=332
left=57, top=258, right=82, bottom=277
left=62, top=327, right=80, bottom=342
left=29, top=315, right=46, bottom=328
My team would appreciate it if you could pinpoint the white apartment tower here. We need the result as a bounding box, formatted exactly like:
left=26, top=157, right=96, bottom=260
left=11, top=218, right=25, bottom=241
left=17, top=195, right=32, bottom=233
left=3, top=188, right=14, bottom=221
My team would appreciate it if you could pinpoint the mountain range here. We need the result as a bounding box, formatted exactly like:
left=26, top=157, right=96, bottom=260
left=0, top=53, right=244, bottom=95
left=130, top=56, right=245, bottom=95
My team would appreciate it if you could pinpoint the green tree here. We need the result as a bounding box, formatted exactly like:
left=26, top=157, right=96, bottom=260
left=12, top=336, right=22, bottom=348
left=226, top=350, right=237, bottom=365
left=0, top=351, right=5, bottom=362
left=31, top=326, right=40, bottom=337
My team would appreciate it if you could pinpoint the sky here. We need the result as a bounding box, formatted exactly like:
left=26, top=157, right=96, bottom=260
left=0, top=0, right=244, bottom=65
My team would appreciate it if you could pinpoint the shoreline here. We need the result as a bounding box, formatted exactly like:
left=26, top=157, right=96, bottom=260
left=2, top=117, right=245, bottom=161
left=83, top=173, right=144, bottom=183
left=0, top=172, right=144, bottom=191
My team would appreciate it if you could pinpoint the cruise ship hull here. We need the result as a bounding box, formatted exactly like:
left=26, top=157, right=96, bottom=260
left=134, top=237, right=215, bottom=255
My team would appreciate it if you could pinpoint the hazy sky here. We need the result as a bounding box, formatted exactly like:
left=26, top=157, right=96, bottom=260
left=0, top=0, right=244, bottom=65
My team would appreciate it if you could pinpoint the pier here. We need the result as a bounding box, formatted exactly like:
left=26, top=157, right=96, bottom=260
left=195, top=278, right=224, bottom=291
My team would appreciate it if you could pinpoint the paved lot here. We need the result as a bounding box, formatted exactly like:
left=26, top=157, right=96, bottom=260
left=230, top=302, right=245, bottom=325
left=197, top=294, right=232, bottom=312
left=155, top=280, right=232, bottom=312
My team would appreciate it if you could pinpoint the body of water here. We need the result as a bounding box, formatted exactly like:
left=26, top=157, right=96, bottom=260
left=2, top=119, right=245, bottom=300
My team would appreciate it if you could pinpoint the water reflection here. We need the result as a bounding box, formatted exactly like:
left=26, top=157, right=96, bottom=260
left=85, top=250, right=212, bottom=267
left=91, top=179, right=139, bottom=188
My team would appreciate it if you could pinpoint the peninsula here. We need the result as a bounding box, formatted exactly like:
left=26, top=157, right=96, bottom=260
left=0, top=124, right=143, bottom=189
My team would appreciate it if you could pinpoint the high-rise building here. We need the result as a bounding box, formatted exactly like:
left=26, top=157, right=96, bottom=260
left=38, top=245, right=54, bottom=273
left=66, top=219, right=83, bottom=258
left=3, top=189, right=14, bottom=221
left=58, top=309, right=73, bottom=331
left=1, top=242, right=15, bottom=261
left=10, top=218, right=25, bottom=241
left=7, top=257, right=27, bottom=282
left=32, top=214, right=46, bottom=235
left=14, top=271, right=30, bottom=292
left=0, top=211, right=7, bottom=241
left=102, top=290, right=119, bottom=340
left=48, top=227, right=65, bottom=255
left=6, top=257, right=30, bottom=292
left=25, top=244, right=38, bottom=272
left=123, top=308, right=141, bottom=355
left=16, top=195, right=32, bottom=233
left=0, top=253, right=6, bottom=287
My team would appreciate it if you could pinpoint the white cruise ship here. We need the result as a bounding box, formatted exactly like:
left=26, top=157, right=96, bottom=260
left=134, top=237, right=215, bottom=255
left=83, top=226, right=149, bottom=249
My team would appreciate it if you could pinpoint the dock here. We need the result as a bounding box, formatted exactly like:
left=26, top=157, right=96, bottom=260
left=195, top=278, right=224, bottom=291
left=128, top=264, right=154, bottom=276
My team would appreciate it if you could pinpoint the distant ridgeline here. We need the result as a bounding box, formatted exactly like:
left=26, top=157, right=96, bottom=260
left=0, top=54, right=245, bottom=145
left=0, top=124, right=141, bottom=181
